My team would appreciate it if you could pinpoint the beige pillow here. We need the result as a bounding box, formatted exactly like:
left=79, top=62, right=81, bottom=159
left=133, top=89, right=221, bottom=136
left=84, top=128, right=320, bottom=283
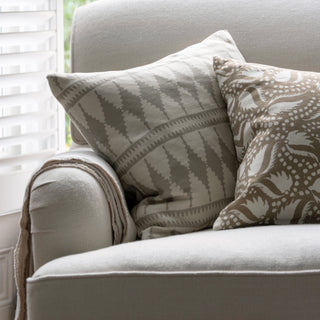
left=212, top=57, right=320, bottom=230
left=48, top=31, right=245, bottom=239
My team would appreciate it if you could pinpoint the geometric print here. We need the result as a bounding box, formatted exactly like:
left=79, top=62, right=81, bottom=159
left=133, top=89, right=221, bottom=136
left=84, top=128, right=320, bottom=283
left=212, top=57, right=320, bottom=230
left=48, top=31, right=245, bottom=239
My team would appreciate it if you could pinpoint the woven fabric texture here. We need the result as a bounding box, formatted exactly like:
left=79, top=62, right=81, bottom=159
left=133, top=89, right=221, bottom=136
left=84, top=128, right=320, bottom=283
left=213, top=57, right=320, bottom=230
left=48, top=31, right=244, bottom=239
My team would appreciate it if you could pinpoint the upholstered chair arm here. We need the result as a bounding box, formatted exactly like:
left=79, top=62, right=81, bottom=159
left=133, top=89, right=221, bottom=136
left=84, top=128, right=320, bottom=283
left=28, top=149, right=137, bottom=272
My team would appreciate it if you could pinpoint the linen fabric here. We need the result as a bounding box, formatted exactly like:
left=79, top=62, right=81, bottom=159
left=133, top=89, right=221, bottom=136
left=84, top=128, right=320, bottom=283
left=14, top=150, right=136, bottom=320
left=27, top=225, right=320, bottom=320
left=48, top=31, right=245, bottom=239
left=70, top=0, right=320, bottom=145
left=212, top=57, right=320, bottom=230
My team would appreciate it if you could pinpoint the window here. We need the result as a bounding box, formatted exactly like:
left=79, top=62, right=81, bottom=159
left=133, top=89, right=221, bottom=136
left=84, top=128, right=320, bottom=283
left=0, top=0, right=64, bottom=215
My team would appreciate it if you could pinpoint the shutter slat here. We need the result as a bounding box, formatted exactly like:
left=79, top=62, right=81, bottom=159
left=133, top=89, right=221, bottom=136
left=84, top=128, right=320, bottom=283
left=0, top=71, right=52, bottom=88
left=0, top=91, right=51, bottom=108
left=0, top=31, right=55, bottom=46
left=0, top=51, right=56, bottom=68
left=0, top=0, right=64, bottom=214
left=0, top=111, right=55, bottom=126
left=0, top=0, right=47, bottom=4
left=0, top=150, right=56, bottom=168
left=0, top=11, right=55, bottom=27
left=0, top=130, right=56, bottom=147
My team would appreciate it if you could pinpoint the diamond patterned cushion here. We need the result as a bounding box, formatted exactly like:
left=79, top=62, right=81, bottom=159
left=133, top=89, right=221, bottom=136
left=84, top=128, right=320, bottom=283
left=48, top=30, right=245, bottom=239
left=212, top=57, right=320, bottom=230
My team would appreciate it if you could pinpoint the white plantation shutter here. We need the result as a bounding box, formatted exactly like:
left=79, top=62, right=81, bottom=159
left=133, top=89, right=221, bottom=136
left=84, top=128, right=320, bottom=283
left=0, top=0, right=64, bottom=215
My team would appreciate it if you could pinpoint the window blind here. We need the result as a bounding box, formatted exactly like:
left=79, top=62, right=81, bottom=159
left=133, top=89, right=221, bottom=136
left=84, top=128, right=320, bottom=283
left=0, top=0, right=64, bottom=215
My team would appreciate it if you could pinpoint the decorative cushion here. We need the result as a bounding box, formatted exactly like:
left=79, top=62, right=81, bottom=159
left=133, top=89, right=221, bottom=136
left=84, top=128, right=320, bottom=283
left=212, top=57, right=320, bottom=230
left=47, top=31, right=245, bottom=239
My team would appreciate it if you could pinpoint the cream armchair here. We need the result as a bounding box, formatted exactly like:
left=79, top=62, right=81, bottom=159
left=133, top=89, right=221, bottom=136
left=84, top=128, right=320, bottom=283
left=19, top=0, right=320, bottom=319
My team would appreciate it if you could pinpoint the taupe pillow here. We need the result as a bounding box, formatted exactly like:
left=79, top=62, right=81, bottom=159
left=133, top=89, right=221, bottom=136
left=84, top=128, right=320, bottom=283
left=48, top=31, right=245, bottom=239
left=212, top=57, right=320, bottom=230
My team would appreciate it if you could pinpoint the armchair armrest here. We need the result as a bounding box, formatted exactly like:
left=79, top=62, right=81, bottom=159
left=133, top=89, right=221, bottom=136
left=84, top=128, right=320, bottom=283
left=15, top=149, right=136, bottom=320
left=29, top=149, right=137, bottom=271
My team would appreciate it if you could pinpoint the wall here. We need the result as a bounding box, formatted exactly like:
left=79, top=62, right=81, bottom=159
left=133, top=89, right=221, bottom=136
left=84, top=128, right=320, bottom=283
left=0, top=212, right=20, bottom=320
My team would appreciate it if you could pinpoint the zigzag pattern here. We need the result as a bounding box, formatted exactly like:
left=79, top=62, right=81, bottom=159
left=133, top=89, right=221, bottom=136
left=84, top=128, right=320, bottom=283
left=48, top=31, right=243, bottom=239
left=134, top=198, right=233, bottom=228
left=114, top=108, right=228, bottom=177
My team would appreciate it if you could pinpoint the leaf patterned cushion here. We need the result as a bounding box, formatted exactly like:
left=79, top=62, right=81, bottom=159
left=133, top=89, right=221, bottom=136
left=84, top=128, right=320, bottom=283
left=47, top=31, right=245, bottom=239
left=212, top=57, right=320, bottom=230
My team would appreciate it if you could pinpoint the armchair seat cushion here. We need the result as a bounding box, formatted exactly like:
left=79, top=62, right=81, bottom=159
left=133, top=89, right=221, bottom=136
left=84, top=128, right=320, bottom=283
left=27, top=225, right=320, bottom=320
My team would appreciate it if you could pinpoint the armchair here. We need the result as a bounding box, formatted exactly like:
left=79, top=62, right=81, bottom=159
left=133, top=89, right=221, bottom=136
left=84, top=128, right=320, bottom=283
left=16, top=0, right=320, bottom=319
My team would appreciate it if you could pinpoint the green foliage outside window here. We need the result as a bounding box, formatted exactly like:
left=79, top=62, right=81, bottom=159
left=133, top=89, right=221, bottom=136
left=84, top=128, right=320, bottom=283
left=64, top=0, right=96, bottom=148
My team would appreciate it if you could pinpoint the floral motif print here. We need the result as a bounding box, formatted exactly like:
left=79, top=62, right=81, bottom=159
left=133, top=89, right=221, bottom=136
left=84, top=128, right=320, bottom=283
left=212, top=57, right=320, bottom=230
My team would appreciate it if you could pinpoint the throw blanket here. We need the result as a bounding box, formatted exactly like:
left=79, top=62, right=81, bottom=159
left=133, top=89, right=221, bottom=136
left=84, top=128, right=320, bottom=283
left=14, top=149, right=136, bottom=320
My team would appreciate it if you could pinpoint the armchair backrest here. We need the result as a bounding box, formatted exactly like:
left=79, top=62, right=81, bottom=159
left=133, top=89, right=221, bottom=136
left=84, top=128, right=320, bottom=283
left=70, top=0, right=320, bottom=144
